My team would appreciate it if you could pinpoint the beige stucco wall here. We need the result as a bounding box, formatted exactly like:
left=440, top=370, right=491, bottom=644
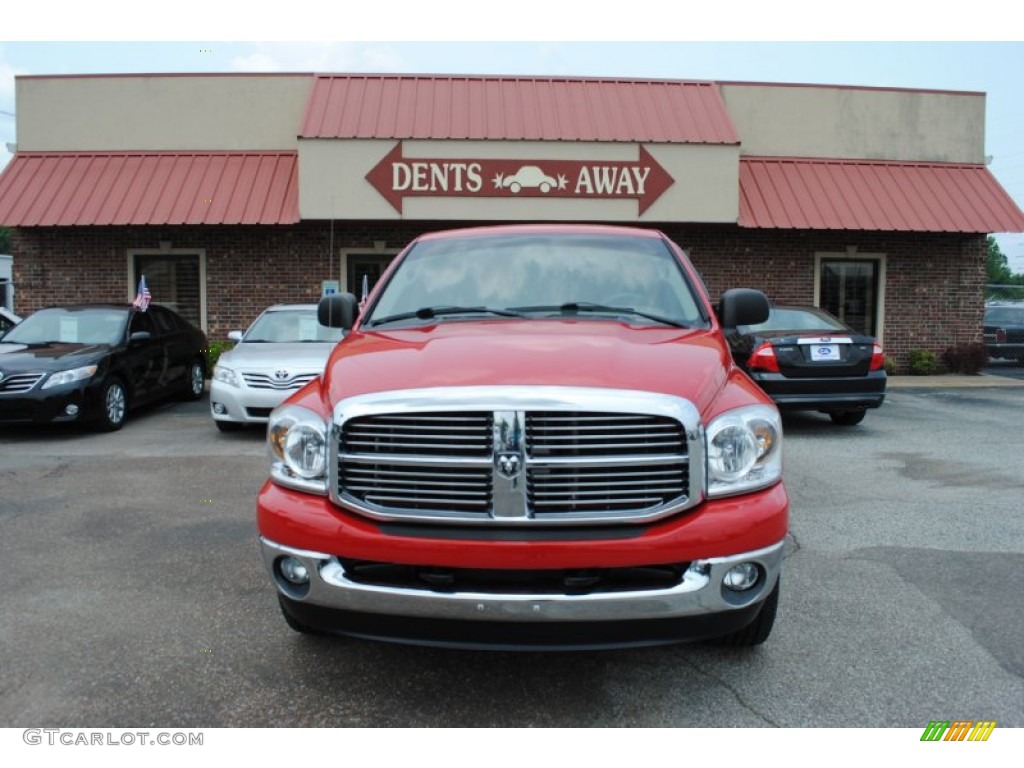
left=721, top=84, right=986, bottom=163
left=16, top=75, right=311, bottom=151
left=298, top=139, right=739, bottom=223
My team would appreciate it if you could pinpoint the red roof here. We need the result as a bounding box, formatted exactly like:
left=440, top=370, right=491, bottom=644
left=739, top=157, right=1024, bottom=233
left=0, top=151, right=299, bottom=226
left=300, top=75, right=739, bottom=144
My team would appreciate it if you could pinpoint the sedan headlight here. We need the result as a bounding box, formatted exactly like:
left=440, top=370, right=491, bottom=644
left=267, top=404, right=328, bottom=494
left=706, top=404, right=782, bottom=498
left=212, top=364, right=239, bottom=387
left=41, top=365, right=98, bottom=390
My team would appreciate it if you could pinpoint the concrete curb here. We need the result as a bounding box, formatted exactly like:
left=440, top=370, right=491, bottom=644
left=887, top=374, right=1024, bottom=389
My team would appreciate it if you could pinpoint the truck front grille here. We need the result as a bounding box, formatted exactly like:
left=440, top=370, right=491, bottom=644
left=331, top=388, right=702, bottom=526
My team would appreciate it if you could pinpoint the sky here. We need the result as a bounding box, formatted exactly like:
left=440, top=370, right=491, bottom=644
left=2, top=3, right=1023, bottom=271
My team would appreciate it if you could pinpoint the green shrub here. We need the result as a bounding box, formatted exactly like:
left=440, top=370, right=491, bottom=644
left=942, top=343, right=989, bottom=375
left=884, top=357, right=896, bottom=376
left=908, top=349, right=937, bottom=376
left=203, top=340, right=235, bottom=375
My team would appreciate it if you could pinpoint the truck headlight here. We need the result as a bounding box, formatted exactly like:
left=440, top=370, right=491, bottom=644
left=41, top=364, right=98, bottom=389
left=268, top=404, right=329, bottom=494
left=212, top=365, right=239, bottom=387
left=706, top=405, right=782, bottom=498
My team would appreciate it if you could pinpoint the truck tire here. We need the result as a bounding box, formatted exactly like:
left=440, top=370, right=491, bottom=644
left=714, top=580, right=779, bottom=647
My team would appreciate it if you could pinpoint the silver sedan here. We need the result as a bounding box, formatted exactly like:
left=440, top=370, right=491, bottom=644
left=210, top=304, right=343, bottom=431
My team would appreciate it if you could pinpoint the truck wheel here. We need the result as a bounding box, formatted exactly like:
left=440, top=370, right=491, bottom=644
left=278, top=595, right=323, bottom=635
left=714, top=580, right=779, bottom=647
left=829, top=409, right=866, bottom=426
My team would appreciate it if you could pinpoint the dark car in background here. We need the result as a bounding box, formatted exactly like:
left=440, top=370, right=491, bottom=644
left=727, top=305, right=886, bottom=426
left=983, top=303, right=1024, bottom=364
left=0, top=304, right=208, bottom=430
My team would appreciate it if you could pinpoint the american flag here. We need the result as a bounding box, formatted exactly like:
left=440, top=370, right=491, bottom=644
left=132, top=275, right=151, bottom=311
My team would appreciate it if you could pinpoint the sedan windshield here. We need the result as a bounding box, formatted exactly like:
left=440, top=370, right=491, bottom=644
left=244, top=309, right=345, bottom=343
left=366, top=233, right=706, bottom=328
left=2, top=307, right=128, bottom=345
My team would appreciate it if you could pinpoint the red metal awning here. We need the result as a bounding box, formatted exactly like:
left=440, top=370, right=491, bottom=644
left=739, top=156, right=1024, bottom=233
left=0, top=151, right=300, bottom=226
left=300, top=75, right=739, bottom=144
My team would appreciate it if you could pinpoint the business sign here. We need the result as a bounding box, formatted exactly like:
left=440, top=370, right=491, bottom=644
left=365, top=142, right=674, bottom=214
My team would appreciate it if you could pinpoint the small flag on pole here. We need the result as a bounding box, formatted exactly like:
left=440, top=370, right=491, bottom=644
left=132, top=275, right=151, bottom=312
left=359, top=274, right=369, bottom=311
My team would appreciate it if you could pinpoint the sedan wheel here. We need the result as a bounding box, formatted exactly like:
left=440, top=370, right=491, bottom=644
left=97, top=379, right=127, bottom=431
left=184, top=360, right=205, bottom=401
left=829, top=409, right=866, bottom=426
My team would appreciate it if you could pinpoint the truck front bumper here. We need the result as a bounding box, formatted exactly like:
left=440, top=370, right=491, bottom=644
left=261, top=536, right=784, bottom=649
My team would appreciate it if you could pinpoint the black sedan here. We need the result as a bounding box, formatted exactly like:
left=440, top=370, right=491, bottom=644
left=727, top=305, right=886, bottom=425
left=983, top=303, right=1024, bottom=363
left=0, top=304, right=208, bottom=430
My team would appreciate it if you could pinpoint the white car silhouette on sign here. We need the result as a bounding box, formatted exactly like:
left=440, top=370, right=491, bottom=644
left=503, top=166, right=558, bottom=194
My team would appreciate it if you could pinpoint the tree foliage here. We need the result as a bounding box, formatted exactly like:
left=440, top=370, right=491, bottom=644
left=988, top=236, right=1024, bottom=285
left=0, top=227, right=10, bottom=254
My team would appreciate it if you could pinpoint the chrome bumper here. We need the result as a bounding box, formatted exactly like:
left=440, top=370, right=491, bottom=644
left=260, top=537, right=784, bottom=623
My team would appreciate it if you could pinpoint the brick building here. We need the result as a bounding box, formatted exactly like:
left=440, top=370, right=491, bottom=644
left=1, top=73, right=1022, bottom=371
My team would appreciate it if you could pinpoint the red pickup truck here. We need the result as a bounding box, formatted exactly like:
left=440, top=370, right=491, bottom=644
left=257, top=224, right=788, bottom=649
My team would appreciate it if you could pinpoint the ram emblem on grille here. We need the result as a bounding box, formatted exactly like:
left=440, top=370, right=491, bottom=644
left=496, top=453, right=522, bottom=479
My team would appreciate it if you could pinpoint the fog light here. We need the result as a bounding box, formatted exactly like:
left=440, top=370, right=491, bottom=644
left=213, top=402, right=227, bottom=414
left=65, top=404, right=80, bottom=417
left=723, top=563, right=760, bottom=592
left=279, top=557, right=310, bottom=586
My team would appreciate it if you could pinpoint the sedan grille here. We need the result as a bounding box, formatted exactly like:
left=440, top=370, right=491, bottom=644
left=241, top=372, right=318, bottom=390
left=333, top=394, right=699, bottom=526
left=0, top=372, right=46, bottom=393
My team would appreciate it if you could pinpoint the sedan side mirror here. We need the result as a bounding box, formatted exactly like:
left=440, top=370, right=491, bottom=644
left=318, top=293, right=359, bottom=330
left=129, top=331, right=152, bottom=343
left=227, top=330, right=243, bottom=342
left=718, top=289, right=770, bottom=329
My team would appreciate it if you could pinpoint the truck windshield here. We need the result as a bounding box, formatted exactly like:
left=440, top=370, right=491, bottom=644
left=366, top=233, right=707, bottom=328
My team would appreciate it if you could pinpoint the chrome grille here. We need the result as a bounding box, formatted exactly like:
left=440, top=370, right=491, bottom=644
left=241, top=372, right=318, bottom=390
left=527, top=412, right=685, bottom=456
left=528, top=463, right=688, bottom=513
left=0, top=372, right=46, bottom=393
left=342, top=413, right=492, bottom=457
left=331, top=387, right=701, bottom=526
left=341, top=462, right=492, bottom=514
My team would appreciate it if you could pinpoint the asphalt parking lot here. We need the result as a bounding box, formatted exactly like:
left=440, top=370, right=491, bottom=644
left=1, top=381, right=1022, bottom=728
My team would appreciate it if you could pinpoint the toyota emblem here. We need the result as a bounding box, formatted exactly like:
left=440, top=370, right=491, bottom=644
left=273, top=370, right=290, bottom=381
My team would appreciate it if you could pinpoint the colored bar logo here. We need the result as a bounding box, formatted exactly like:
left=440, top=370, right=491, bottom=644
left=920, top=721, right=997, bottom=741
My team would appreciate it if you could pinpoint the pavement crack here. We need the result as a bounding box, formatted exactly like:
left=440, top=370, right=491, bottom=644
left=672, top=650, right=781, bottom=727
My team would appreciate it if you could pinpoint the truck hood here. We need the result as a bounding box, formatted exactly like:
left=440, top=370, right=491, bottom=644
left=323, top=320, right=730, bottom=415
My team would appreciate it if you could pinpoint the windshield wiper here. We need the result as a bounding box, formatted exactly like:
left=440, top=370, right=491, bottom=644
left=510, top=302, right=690, bottom=329
left=366, top=306, right=527, bottom=327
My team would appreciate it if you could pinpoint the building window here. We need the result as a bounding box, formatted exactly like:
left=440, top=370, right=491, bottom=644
left=815, top=253, right=885, bottom=340
left=128, top=250, right=207, bottom=330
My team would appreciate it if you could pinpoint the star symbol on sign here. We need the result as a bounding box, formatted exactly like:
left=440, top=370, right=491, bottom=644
left=493, top=172, right=505, bottom=189
left=557, top=174, right=569, bottom=190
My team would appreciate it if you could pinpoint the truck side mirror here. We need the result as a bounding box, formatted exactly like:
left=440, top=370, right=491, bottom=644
left=718, top=289, right=770, bottom=329
left=319, top=293, right=359, bottom=330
